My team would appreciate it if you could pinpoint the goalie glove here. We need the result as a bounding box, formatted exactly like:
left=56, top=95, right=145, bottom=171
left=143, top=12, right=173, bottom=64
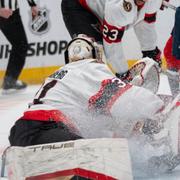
left=142, top=47, right=162, bottom=68
left=117, top=58, right=160, bottom=93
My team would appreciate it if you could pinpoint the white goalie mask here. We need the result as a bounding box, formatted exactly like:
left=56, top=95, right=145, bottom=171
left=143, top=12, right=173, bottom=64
left=64, top=35, right=102, bottom=64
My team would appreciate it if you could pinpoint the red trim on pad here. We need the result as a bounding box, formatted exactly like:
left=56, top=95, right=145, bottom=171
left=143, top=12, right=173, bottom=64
left=26, top=168, right=117, bottom=180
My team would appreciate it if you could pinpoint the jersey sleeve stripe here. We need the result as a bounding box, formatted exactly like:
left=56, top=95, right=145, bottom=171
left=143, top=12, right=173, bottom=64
left=144, top=13, right=157, bottom=23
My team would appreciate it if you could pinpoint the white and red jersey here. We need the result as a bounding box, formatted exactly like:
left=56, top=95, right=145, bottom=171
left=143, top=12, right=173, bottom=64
left=22, top=59, right=164, bottom=137
left=79, top=0, right=162, bottom=73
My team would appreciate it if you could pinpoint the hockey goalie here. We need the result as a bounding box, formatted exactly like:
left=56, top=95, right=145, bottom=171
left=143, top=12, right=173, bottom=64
left=2, top=35, right=180, bottom=179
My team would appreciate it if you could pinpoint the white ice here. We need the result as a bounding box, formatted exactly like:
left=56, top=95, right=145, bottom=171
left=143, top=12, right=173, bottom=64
left=0, top=78, right=180, bottom=180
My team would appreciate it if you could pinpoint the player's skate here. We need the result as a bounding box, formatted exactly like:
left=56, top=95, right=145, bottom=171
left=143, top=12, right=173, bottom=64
left=1, top=79, right=27, bottom=95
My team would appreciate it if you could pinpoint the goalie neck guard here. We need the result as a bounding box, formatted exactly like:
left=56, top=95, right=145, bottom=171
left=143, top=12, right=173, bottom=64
left=64, top=34, right=101, bottom=64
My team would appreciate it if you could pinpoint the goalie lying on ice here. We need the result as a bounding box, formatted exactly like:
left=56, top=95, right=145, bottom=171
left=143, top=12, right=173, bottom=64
left=9, top=34, right=164, bottom=146
left=6, top=34, right=180, bottom=177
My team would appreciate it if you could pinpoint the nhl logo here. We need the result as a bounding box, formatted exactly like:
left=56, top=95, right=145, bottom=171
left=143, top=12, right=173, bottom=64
left=123, top=0, right=132, bottom=12
left=30, top=8, right=49, bottom=35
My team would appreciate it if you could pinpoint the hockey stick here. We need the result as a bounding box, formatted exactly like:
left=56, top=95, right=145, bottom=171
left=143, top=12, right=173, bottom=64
left=162, top=0, right=177, bottom=11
